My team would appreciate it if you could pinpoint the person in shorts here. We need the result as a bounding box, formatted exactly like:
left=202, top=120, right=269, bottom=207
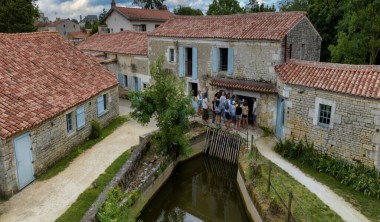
left=236, top=101, right=243, bottom=130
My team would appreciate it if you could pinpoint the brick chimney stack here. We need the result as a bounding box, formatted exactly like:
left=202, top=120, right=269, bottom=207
left=111, top=0, right=116, bottom=8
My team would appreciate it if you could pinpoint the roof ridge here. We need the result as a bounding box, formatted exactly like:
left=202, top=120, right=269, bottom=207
left=289, top=59, right=380, bottom=70
left=0, top=31, right=60, bottom=38
left=173, top=11, right=306, bottom=19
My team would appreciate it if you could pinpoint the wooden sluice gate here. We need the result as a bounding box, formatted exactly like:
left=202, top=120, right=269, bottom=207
left=203, top=127, right=242, bottom=164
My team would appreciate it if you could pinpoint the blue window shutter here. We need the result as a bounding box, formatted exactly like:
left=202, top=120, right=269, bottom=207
left=128, top=76, right=133, bottom=91
left=137, top=77, right=141, bottom=91
left=192, top=47, right=198, bottom=80
left=122, top=75, right=126, bottom=87
left=227, top=48, right=234, bottom=76
left=179, top=47, right=184, bottom=77
left=212, top=47, right=218, bottom=73
left=117, top=73, right=123, bottom=87
left=76, top=106, right=85, bottom=129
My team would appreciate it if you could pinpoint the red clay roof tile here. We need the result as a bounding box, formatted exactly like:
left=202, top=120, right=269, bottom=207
left=210, top=78, right=277, bottom=93
left=0, top=32, right=118, bottom=140
left=68, top=31, right=87, bottom=39
left=77, top=31, right=148, bottom=55
left=114, top=7, right=173, bottom=20
left=276, top=60, right=380, bottom=99
left=149, top=12, right=305, bottom=40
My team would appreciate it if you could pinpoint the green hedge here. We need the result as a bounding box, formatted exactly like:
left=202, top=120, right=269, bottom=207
left=275, top=139, right=380, bottom=199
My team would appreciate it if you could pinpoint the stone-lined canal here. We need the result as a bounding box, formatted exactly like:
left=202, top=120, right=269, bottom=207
left=140, top=155, right=250, bottom=221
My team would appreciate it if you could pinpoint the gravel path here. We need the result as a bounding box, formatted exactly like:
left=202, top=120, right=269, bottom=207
left=254, top=136, right=369, bottom=222
left=0, top=99, right=157, bottom=222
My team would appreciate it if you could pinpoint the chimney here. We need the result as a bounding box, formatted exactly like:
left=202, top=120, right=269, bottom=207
left=111, top=0, right=116, bottom=8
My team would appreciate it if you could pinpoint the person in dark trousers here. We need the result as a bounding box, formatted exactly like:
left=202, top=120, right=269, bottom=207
left=236, top=101, right=243, bottom=130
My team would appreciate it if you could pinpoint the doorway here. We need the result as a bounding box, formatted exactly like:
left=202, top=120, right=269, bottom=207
left=185, top=48, right=193, bottom=77
left=14, top=133, right=35, bottom=189
left=189, top=82, right=198, bottom=97
left=276, top=97, right=285, bottom=139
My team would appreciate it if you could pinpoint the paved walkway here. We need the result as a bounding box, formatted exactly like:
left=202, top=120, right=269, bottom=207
left=254, top=136, right=369, bottom=222
left=0, top=99, right=157, bottom=222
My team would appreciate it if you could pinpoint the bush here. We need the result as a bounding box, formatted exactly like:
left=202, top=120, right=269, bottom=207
left=275, top=139, right=380, bottom=199
left=90, top=120, right=101, bottom=139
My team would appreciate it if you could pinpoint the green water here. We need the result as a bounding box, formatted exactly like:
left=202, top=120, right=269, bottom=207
left=140, top=156, right=250, bottom=222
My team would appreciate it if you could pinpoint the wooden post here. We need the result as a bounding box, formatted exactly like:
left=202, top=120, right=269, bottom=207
left=267, top=163, right=272, bottom=192
left=287, top=192, right=293, bottom=222
left=250, top=134, right=253, bottom=152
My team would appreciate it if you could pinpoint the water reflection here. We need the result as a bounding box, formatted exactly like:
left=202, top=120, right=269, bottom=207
left=140, top=156, right=249, bottom=222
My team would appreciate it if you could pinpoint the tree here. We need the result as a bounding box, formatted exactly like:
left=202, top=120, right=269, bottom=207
left=89, top=21, right=99, bottom=36
left=329, top=0, right=380, bottom=64
left=71, top=19, right=79, bottom=24
left=173, top=6, right=203, bottom=15
left=84, top=20, right=92, bottom=29
left=279, top=0, right=310, bottom=11
left=133, top=0, right=166, bottom=9
left=206, top=0, right=244, bottom=15
left=99, top=8, right=107, bottom=24
left=130, top=55, right=195, bottom=156
left=0, top=0, right=39, bottom=33
left=246, top=0, right=276, bottom=12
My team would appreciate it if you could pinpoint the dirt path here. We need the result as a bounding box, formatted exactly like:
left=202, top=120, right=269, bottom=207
left=0, top=100, right=157, bottom=222
left=254, top=136, right=369, bottom=222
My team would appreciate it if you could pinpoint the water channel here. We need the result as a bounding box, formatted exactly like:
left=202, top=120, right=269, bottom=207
left=140, top=155, right=250, bottom=222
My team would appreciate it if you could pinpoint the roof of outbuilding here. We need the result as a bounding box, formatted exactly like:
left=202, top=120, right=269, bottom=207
left=149, top=12, right=306, bottom=41
left=77, top=31, right=148, bottom=55
left=0, top=32, right=118, bottom=140
left=276, top=60, right=380, bottom=99
left=68, top=31, right=87, bottom=39
left=110, top=7, right=173, bottom=21
left=210, top=78, right=277, bottom=93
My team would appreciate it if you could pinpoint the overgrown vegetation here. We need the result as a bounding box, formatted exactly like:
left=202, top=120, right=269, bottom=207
left=260, top=126, right=273, bottom=137
left=38, top=116, right=129, bottom=181
left=274, top=139, right=380, bottom=199
left=56, top=150, right=131, bottom=222
left=130, top=55, right=195, bottom=157
left=241, top=148, right=342, bottom=221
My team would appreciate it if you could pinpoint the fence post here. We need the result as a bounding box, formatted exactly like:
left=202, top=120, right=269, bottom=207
left=267, top=163, right=272, bottom=192
left=287, top=191, right=293, bottom=222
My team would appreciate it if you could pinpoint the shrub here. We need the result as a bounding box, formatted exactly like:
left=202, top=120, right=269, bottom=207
left=90, top=120, right=101, bottom=139
left=275, top=139, right=380, bottom=199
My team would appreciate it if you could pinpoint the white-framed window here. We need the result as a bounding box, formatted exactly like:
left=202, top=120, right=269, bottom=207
left=76, top=106, right=85, bottom=130
left=66, top=112, right=73, bottom=133
left=169, top=48, right=175, bottom=62
left=97, top=94, right=107, bottom=116
left=133, top=24, right=146, bottom=32
left=313, top=97, right=336, bottom=129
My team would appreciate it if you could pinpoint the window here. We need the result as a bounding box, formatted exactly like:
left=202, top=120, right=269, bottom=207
left=63, top=24, right=66, bottom=28
left=66, top=113, right=73, bottom=133
left=169, top=48, right=175, bottom=62
left=73, top=24, right=75, bottom=28
left=219, top=48, right=228, bottom=71
left=120, top=28, right=124, bottom=32
left=143, top=83, right=148, bottom=89
left=97, top=94, right=107, bottom=116
left=133, top=24, right=146, bottom=32
left=76, top=106, right=85, bottom=130
left=318, top=104, right=332, bottom=127
left=185, top=48, right=193, bottom=77
left=124, top=75, right=128, bottom=87
left=155, top=24, right=160, bottom=28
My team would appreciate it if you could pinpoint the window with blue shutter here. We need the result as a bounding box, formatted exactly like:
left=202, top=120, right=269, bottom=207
left=192, top=47, right=198, bottom=80
left=227, top=48, right=234, bottom=75
left=97, top=95, right=106, bottom=116
left=137, top=77, right=141, bottom=91
left=212, top=47, right=218, bottom=73
left=117, top=73, right=124, bottom=87
left=76, top=106, right=85, bottom=130
left=179, top=47, right=184, bottom=77
left=128, top=76, right=133, bottom=91
left=66, top=113, right=73, bottom=133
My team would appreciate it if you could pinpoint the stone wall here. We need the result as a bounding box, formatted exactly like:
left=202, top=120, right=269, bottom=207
left=278, top=81, right=380, bottom=169
left=0, top=87, right=119, bottom=196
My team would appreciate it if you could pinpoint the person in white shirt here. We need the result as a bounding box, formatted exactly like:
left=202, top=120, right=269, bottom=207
left=252, top=98, right=257, bottom=127
left=202, top=93, right=209, bottom=122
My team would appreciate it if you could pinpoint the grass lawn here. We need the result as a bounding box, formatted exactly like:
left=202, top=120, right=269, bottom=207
left=288, top=159, right=380, bottom=222
left=56, top=150, right=131, bottom=222
left=241, top=151, right=343, bottom=222
left=38, top=116, right=129, bottom=181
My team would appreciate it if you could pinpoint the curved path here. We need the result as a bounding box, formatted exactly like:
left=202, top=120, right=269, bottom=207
left=254, top=136, right=369, bottom=222
left=0, top=100, right=157, bottom=222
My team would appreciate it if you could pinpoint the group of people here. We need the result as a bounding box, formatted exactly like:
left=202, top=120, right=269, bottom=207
left=193, top=88, right=257, bottom=131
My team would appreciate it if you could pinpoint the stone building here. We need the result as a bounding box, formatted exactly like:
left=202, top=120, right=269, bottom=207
left=37, top=19, right=81, bottom=39
left=148, top=12, right=321, bottom=129
left=77, top=31, right=150, bottom=98
left=100, top=0, right=173, bottom=34
left=276, top=60, right=380, bottom=169
left=0, top=32, right=119, bottom=197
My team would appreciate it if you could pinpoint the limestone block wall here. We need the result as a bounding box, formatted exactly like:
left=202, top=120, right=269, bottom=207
left=278, top=82, right=380, bottom=169
left=257, top=93, right=277, bottom=130
left=286, top=17, right=321, bottom=61
left=0, top=87, right=119, bottom=196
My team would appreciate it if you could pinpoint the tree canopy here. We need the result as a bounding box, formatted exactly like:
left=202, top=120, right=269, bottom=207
left=246, top=0, right=276, bottom=12
left=206, top=0, right=244, bottom=15
left=99, top=8, right=107, bottom=24
left=0, top=0, right=39, bottom=33
left=130, top=55, right=195, bottom=156
left=133, top=0, right=166, bottom=9
left=174, top=6, right=203, bottom=15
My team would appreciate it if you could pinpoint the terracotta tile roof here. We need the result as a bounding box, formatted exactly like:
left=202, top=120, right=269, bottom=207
left=0, top=32, right=118, bottom=140
left=114, top=7, right=174, bottom=21
left=210, top=78, right=277, bottom=93
left=149, top=12, right=306, bottom=40
left=68, top=31, right=87, bottom=39
left=276, top=60, right=380, bottom=99
left=77, top=31, right=148, bottom=55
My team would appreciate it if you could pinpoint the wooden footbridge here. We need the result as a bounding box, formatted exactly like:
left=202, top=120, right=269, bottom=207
left=202, top=127, right=243, bottom=164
